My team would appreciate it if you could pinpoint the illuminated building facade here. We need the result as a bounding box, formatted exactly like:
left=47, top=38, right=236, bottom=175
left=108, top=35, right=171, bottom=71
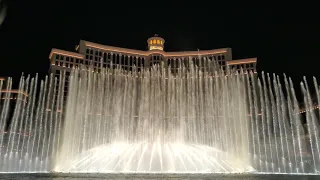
left=48, top=35, right=257, bottom=103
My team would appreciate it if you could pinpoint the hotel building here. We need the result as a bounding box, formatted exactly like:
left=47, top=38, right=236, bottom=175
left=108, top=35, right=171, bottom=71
left=48, top=35, right=257, bottom=103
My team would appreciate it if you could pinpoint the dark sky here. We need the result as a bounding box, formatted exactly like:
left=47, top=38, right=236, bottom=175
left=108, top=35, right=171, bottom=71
left=0, top=2, right=319, bottom=92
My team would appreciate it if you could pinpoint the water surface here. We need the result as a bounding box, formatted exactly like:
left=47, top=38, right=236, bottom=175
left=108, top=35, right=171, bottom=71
left=0, top=174, right=319, bottom=180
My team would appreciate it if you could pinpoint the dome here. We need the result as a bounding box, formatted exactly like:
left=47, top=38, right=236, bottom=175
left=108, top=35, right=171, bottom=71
left=147, top=34, right=165, bottom=51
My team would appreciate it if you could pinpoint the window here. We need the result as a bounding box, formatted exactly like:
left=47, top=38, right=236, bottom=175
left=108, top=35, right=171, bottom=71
left=103, top=53, right=107, bottom=61
left=56, top=54, right=60, bottom=59
left=66, top=57, right=69, bottom=61
left=60, top=55, right=64, bottom=60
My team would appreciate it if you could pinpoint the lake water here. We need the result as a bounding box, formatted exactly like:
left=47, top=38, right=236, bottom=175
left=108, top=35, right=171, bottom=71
left=0, top=173, right=319, bottom=180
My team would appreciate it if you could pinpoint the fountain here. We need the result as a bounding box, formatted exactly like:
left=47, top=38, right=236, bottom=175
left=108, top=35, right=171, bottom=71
left=0, top=59, right=319, bottom=175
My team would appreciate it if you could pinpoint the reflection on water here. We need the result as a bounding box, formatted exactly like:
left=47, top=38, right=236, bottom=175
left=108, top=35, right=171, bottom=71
left=0, top=174, right=319, bottom=180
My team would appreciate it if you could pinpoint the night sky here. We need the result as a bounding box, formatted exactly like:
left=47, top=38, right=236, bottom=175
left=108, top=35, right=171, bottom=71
left=0, top=2, right=319, bottom=94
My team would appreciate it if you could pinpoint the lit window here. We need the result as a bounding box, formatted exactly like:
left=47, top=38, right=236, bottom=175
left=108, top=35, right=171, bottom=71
left=149, top=40, right=153, bottom=44
left=153, top=39, right=156, bottom=44
left=160, top=41, right=163, bottom=45
left=157, top=40, right=160, bottom=44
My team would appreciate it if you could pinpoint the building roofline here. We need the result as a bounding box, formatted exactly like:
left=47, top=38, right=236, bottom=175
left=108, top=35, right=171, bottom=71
left=81, top=40, right=231, bottom=57
left=1, top=90, right=28, bottom=96
left=226, top=58, right=257, bottom=65
left=49, top=48, right=85, bottom=60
